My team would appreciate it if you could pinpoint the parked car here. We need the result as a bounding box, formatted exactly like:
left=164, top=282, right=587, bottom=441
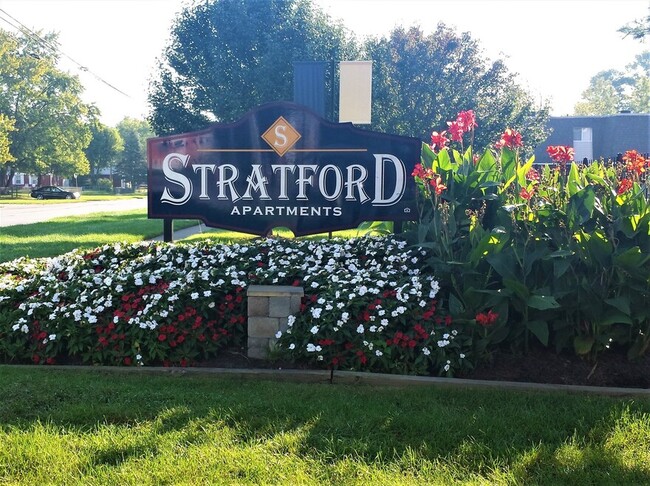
left=30, top=185, right=81, bottom=200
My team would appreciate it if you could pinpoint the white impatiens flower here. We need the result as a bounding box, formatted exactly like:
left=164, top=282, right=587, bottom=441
left=460, top=353, right=466, bottom=359
left=356, top=324, right=365, bottom=334
left=310, top=326, right=319, bottom=335
left=310, top=308, right=322, bottom=319
left=444, top=360, right=451, bottom=372
left=289, top=343, right=296, bottom=350
left=275, top=331, right=282, bottom=339
left=191, top=292, right=199, bottom=300
left=48, top=334, right=56, bottom=341
left=422, top=347, right=431, bottom=356
left=437, top=339, right=450, bottom=348
left=287, top=315, right=296, bottom=327
left=375, top=350, right=383, bottom=357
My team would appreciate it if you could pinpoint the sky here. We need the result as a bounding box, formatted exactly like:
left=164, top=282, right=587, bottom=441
left=0, top=0, right=648, bottom=127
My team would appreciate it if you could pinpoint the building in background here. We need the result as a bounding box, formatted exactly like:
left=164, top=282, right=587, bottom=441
left=534, top=113, right=650, bottom=164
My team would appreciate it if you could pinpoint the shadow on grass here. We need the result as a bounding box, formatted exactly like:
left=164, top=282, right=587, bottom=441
left=1, top=366, right=649, bottom=483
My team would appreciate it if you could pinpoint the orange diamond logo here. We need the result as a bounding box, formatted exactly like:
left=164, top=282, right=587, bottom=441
left=261, top=116, right=301, bottom=157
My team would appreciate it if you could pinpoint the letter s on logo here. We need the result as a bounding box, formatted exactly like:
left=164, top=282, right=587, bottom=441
left=160, top=153, right=192, bottom=205
left=274, top=125, right=287, bottom=147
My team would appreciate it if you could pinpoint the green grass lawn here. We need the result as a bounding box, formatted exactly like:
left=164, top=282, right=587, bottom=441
left=0, top=210, right=200, bottom=262
left=0, top=366, right=648, bottom=484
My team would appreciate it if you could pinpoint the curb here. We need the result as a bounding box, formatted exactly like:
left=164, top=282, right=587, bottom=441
left=8, top=364, right=650, bottom=397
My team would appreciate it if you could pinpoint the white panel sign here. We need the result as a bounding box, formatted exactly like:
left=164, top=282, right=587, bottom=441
left=339, top=61, right=372, bottom=124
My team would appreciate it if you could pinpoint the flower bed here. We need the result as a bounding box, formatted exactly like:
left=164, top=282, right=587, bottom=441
left=0, top=237, right=473, bottom=376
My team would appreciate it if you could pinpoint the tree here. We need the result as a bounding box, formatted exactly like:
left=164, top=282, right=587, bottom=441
left=148, top=0, right=357, bottom=135
left=0, top=29, right=93, bottom=188
left=0, top=114, right=15, bottom=167
left=115, top=118, right=152, bottom=188
left=619, top=7, right=650, bottom=40
left=85, top=119, right=124, bottom=186
left=365, top=25, right=550, bottom=151
left=574, top=53, right=650, bottom=115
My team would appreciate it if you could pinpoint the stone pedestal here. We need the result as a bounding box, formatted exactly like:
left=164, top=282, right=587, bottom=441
left=247, top=285, right=304, bottom=359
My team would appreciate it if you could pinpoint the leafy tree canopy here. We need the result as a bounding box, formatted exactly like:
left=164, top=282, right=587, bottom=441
left=365, top=24, right=550, bottom=151
left=149, top=0, right=358, bottom=135
left=148, top=1, right=548, bottom=152
left=85, top=116, right=124, bottom=185
left=0, top=29, right=93, bottom=187
left=0, top=114, right=15, bottom=165
left=574, top=52, right=650, bottom=115
left=115, top=117, right=153, bottom=187
left=619, top=7, right=650, bottom=40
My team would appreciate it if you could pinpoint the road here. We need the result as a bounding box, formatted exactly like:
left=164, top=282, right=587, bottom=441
left=0, top=198, right=147, bottom=227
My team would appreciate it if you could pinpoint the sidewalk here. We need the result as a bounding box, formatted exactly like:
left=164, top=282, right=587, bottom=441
left=150, top=223, right=206, bottom=242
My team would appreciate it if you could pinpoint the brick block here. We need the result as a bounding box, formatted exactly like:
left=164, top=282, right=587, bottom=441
left=248, top=296, right=269, bottom=317
left=248, top=317, right=280, bottom=337
left=269, top=297, right=292, bottom=318
left=247, top=336, right=269, bottom=359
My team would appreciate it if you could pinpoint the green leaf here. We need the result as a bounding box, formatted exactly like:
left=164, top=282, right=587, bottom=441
left=436, top=148, right=452, bottom=172
left=566, top=186, right=595, bottom=229
left=597, top=311, right=633, bottom=326
left=516, top=154, right=535, bottom=187
left=567, top=162, right=582, bottom=197
left=449, top=293, right=465, bottom=315
left=421, top=142, right=435, bottom=167
left=527, top=294, right=560, bottom=310
left=527, top=320, right=549, bottom=346
left=574, top=335, right=595, bottom=355
left=604, top=296, right=631, bottom=316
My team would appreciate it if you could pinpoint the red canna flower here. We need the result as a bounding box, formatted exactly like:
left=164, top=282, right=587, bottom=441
left=476, top=309, right=499, bottom=327
left=447, top=120, right=464, bottom=142
left=526, top=167, right=540, bottom=182
left=497, top=128, right=523, bottom=149
left=617, top=178, right=633, bottom=195
left=430, top=175, right=447, bottom=195
left=430, top=130, right=449, bottom=151
left=456, top=110, right=478, bottom=131
left=623, top=150, right=646, bottom=176
left=546, top=145, right=574, bottom=164
left=519, top=187, right=534, bottom=200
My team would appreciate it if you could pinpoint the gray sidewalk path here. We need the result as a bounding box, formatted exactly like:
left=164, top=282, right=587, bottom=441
left=150, top=223, right=207, bottom=242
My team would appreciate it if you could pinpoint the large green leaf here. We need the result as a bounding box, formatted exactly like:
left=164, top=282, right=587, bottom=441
left=613, top=246, right=650, bottom=270
left=527, top=294, right=560, bottom=310
left=566, top=186, right=595, bottom=229
left=604, top=296, right=631, bottom=316
left=574, top=335, right=595, bottom=355
left=516, top=154, right=535, bottom=187
left=527, top=320, right=549, bottom=346
left=421, top=142, right=435, bottom=167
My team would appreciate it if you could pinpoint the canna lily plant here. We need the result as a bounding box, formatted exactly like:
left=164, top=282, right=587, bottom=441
left=410, top=110, right=650, bottom=362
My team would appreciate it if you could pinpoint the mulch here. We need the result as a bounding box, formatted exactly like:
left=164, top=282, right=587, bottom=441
left=198, top=346, right=650, bottom=389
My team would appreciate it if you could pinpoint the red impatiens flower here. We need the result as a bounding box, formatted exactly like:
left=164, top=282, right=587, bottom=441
left=430, top=130, right=449, bottom=151
left=476, top=309, right=499, bottom=327
left=617, top=178, right=634, bottom=195
left=623, top=150, right=647, bottom=176
left=546, top=145, right=574, bottom=164
left=496, top=128, right=523, bottom=149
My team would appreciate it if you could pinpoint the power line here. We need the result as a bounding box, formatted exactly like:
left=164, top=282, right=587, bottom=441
left=0, top=7, right=131, bottom=98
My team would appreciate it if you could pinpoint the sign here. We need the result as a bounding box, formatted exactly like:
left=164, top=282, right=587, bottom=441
left=147, top=102, right=419, bottom=237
